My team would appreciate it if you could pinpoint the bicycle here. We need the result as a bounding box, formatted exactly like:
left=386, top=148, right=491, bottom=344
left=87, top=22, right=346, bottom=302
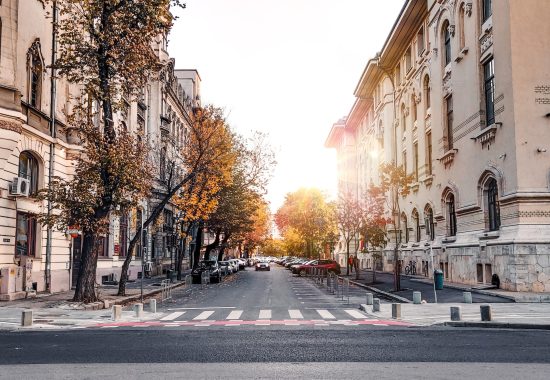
left=404, top=261, right=417, bottom=275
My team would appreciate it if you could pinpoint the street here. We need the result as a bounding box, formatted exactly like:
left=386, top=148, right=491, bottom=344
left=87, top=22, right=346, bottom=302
left=1, top=264, right=550, bottom=379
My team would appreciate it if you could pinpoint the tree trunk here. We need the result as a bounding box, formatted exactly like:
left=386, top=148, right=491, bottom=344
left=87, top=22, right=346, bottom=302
left=217, top=233, right=230, bottom=261
left=203, top=229, right=220, bottom=261
left=346, top=240, right=350, bottom=276
left=177, top=224, right=192, bottom=280
left=116, top=226, right=141, bottom=296
left=73, top=232, right=99, bottom=302
left=192, top=223, right=203, bottom=269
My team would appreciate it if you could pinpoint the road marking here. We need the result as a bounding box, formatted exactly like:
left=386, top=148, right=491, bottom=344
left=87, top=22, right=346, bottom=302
left=316, top=309, right=336, bottom=319
left=193, top=311, right=215, bottom=320
left=160, top=311, right=186, bottom=321
left=226, top=310, right=243, bottom=320
left=344, top=309, right=367, bottom=319
left=288, top=309, right=304, bottom=319
left=259, top=309, right=272, bottom=319
left=167, top=307, right=235, bottom=310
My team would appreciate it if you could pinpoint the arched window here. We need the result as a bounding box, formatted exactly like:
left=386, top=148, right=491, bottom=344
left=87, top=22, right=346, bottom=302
left=423, top=75, right=431, bottom=111
left=412, top=209, right=421, bottom=242
left=424, top=205, right=435, bottom=241
left=401, top=213, right=409, bottom=243
left=19, top=151, right=39, bottom=194
left=442, top=21, right=451, bottom=67
left=446, top=193, right=457, bottom=236
left=486, top=177, right=500, bottom=231
left=27, top=42, right=44, bottom=109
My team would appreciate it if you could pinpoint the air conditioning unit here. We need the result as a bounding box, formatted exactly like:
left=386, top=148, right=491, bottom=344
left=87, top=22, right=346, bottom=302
left=9, top=177, right=30, bottom=197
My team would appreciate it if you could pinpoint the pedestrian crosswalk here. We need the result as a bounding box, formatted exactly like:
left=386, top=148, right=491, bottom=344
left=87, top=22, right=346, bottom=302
left=157, top=308, right=372, bottom=322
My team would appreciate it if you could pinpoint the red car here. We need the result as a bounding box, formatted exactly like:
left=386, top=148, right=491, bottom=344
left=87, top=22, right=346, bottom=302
left=293, top=259, right=341, bottom=276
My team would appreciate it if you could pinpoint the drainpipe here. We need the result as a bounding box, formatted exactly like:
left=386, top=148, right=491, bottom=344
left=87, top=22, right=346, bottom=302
left=45, top=1, right=58, bottom=292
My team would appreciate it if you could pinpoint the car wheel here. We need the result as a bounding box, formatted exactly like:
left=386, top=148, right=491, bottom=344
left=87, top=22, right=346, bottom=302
left=299, top=269, right=306, bottom=277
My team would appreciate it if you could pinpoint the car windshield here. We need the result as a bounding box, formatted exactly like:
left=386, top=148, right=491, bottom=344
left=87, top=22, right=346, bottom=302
left=199, top=261, right=217, bottom=268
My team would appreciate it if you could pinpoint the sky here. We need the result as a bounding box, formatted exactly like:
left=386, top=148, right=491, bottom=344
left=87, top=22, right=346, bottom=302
left=169, top=0, right=405, bottom=212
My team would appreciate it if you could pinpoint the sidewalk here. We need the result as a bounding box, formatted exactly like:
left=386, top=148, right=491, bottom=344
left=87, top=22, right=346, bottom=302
left=360, top=302, right=550, bottom=329
left=0, top=273, right=191, bottom=330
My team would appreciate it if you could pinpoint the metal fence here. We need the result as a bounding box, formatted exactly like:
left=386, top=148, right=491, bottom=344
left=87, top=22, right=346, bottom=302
left=160, top=279, right=172, bottom=302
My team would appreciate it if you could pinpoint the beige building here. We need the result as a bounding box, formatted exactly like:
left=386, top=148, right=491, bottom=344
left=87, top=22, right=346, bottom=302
left=0, top=1, right=200, bottom=300
left=327, top=0, right=550, bottom=292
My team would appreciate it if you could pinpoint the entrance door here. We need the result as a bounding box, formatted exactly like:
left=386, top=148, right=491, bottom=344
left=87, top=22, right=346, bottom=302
left=71, top=236, right=82, bottom=288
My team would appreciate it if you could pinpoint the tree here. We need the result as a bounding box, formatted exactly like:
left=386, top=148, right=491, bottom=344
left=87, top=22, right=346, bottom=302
left=376, top=162, right=414, bottom=291
left=117, top=105, right=236, bottom=295
left=360, top=185, right=389, bottom=284
left=275, top=188, right=338, bottom=259
left=260, top=238, right=286, bottom=258
left=40, top=0, right=183, bottom=302
left=336, top=190, right=363, bottom=277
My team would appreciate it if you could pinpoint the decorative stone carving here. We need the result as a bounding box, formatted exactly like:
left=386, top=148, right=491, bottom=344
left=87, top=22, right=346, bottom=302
left=480, top=30, right=493, bottom=55
left=465, top=2, right=472, bottom=17
left=432, top=47, right=438, bottom=58
left=0, top=120, right=23, bottom=134
left=442, top=69, right=452, bottom=97
left=448, top=24, right=456, bottom=37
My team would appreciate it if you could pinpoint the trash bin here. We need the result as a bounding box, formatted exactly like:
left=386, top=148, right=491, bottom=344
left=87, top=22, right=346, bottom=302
left=166, top=269, right=173, bottom=279
left=434, top=269, right=444, bottom=290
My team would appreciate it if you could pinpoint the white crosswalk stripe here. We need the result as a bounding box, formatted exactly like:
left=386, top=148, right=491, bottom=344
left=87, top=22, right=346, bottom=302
left=344, top=309, right=367, bottom=319
left=316, top=309, right=336, bottom=319
left=259, top=309, right=271, bottom=319
left=288, top=309, right=303, bottom=319
left=193, top=311, right=215, bottom=320
left=226, top=310, right=243, bottom=320
left=160, top=311, right=186, bottom=321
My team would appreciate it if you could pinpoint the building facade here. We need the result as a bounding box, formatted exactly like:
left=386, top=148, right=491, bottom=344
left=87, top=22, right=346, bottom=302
left=0, top=1, right=200, bottom=300
left=327, top=0, right=550, bottom=292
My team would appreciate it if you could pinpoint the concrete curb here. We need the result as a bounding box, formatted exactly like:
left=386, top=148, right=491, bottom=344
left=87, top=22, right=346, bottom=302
left=348, top=279, right=412, bottom=304
left=408, top=277, right=518, bottom=302
left=440, top=321, right=550, bottom=330
left=109, top=280, right=189, bottom=307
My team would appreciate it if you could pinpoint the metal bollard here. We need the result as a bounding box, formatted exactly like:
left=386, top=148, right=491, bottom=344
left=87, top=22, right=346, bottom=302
left=391, top=303, right=402, bottom=319
left=134, top=303, right=143, bottom=318
left=372, top=298, right=380, bottom=312
left=463, top=291, right=472, bottom=304
left=21, top=310, right=33, bottom=326
left=148, top=299, right=157, bottom=313
left=413, top=291, right=421, bottom=304
left=480, top=305, right=492, bottom=321
left=450, top=306, right=462, bottom=321
left=111, top=305, right=122, bottom=321
left=366, top=292, right=373, bottom=305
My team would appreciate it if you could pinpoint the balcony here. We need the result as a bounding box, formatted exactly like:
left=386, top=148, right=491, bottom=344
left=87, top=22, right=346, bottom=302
left=160, top=115, right=171, bottom=134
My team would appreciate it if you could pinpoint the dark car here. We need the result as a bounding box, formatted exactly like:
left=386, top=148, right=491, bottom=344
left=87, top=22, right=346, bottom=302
left=191, top=260, right=221, bottom=284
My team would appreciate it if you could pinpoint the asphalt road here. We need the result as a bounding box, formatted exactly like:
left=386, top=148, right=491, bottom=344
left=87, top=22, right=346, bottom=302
left=1, top=264, right=549, bottom=379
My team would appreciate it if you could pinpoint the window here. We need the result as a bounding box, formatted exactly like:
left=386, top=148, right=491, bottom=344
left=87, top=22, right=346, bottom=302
left=482, top=0, right=492, bottom=23
left=402, top=213, right=409, bottom=243
left=19, top=151, right=39, bottom=194
left=160, top=146, right=167, bottom=181
left=16, top=212, right=37, bottom=257
left=445, top=96, right=454, bottom=150
left=486, top=178, right=501, bottom=231
left=425, top=206, right=435, bottom=241
left=405, top=47, right=412, bottom=72
left=96, top=235, right=109, bottom=257
left=412, top=95, right=417, bottom=123
left=447, top=193, right=457, bottom=236
left=484, top=58, right=495, bottom=127
left=412, top=209, right=421, bottom=242
left=417, top=26, right=425, bottom=56
left=28, top=44, right=43, bottom=109
left=443, top=21, right=451, bottom=66
left=426, top=132, right=433, bottom=175
left=423, top=75, right=431, bottom=111
left=136, top=209, right=143, bottom=258
left=413, top=142, right=419, bottom=182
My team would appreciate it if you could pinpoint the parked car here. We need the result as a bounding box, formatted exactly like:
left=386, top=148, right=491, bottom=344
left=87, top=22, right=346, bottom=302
left=218, top=261, right=232, bottom=276
left=255, top=261, right=270, bottom=271
left=229, top=259, right=240, bottom=272
left=290, top=260, right=317, bottom=274
left=294, top=259, right=341, bottom=276
left=237, top=259, right=246, bottom=270
left=191, top=260, right=222, bottom=284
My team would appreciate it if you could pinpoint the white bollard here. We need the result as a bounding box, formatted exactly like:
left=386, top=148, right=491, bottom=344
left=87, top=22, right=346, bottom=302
left=413, top=291, right=421, bottom=304
left=372, top=298, right=380, bottom=312
left=463, top=291, right=472, bottom=304
left=21, top=310, right=33, bottom=326
left=134, top=303, right=143, bottom=318
left=148, top=299, right=157, bottom=313
left=111, top=305, right=122, bottom=321
left=450, top=306, right=462, bottom=321
left=391, top=303, right=402, bottom=319
left=366, top=293, right=374, bottom=305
